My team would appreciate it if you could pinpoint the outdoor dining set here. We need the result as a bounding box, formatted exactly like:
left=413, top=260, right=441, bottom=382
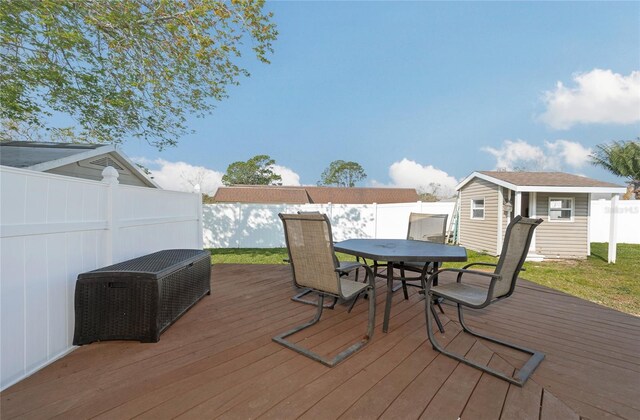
left=71, top=209, right=545, bottom=389
left=275, top=211, right=544, bottom=387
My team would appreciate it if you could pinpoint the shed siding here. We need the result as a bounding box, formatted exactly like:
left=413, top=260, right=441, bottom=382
left=459, top=178, right=499, bottom=255
left=535, top=192, right=589, bottom=259
left=46, top=153, right=150, bottom=187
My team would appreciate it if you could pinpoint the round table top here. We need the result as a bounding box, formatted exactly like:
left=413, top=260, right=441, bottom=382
left=334, top=239, right=467, bottom=262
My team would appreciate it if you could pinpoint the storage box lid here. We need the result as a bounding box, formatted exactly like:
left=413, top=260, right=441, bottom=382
left=78, top=249, right=209, bottom=280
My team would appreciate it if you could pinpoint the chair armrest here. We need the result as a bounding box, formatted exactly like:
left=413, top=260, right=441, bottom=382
left=461, top=262, right=497, bottom=270
left=336, top=263, right=376, bottom=287
left=335, top=263, right=362, bottom=274
left=424, top=267, right=502, bottom=292
left=461, top=261, right=525, bottom=272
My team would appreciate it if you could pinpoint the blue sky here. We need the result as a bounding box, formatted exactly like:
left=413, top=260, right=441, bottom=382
left=126, top=1, right=640, bottom=195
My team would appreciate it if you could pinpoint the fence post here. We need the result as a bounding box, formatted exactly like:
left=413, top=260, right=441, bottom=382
left=373, top=202, right=378, bottom=239
left=608, top=195, right=618, bottom=264
left=102, top=167, right=119, bottom=265
left=194, top=185, right=204, bottom=249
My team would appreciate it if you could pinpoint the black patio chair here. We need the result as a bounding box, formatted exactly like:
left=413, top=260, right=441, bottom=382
left=423, top=215, right=544, bottom=386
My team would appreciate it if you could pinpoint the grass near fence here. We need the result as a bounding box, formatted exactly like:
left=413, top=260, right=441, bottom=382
left=208, top=243, right=640, bottom=315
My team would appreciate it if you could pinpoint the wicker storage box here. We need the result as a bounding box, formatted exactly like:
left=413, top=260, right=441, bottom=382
left=73, top=249, right=211, bottom=345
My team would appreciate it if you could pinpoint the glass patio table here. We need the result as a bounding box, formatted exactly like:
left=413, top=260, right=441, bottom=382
left=334, top=239, right=467, bottom=333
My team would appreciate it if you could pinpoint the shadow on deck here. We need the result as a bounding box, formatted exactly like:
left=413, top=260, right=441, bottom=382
left=1, top=264, right=639, bottom=419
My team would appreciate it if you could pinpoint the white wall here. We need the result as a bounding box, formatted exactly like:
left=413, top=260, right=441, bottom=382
left=590, top=199, right=640, bottom=244
left=203, top=200, right=640, bottom=249
left=203, top=201, right=457, bottom=248
left=0, top=166, right=202, bottom=391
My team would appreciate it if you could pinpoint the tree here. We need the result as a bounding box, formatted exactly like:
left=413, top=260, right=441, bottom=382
left=222, top=154, right=282, bottom=186
left=319, top=160, right=366, bottom=187
left=590, top=140, right=640, bottom=199
left=0, top=0, right=277, bottom=149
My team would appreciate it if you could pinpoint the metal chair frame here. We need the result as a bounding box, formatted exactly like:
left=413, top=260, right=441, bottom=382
left=423, top=216, right=544, bottom=386
left=274, top=213, right=376, bottom=367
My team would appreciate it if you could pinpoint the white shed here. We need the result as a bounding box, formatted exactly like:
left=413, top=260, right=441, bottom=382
left=456, top=171, right=626, bottom=261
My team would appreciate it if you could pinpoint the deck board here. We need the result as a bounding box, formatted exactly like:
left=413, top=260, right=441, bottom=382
left=1, top=264, right=639, bottom=419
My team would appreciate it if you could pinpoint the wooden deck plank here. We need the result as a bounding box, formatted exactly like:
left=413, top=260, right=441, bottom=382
left=540, top=389, right=580, bottom=420
left=377, top=328, right=474, bottom=420
left=460, top=354, right=515, bottom=420
left=0, top=264, right=638, bottom=420
left=418, top=340, right=494, bottom=419
left=500, top=374, right=543, bottom=420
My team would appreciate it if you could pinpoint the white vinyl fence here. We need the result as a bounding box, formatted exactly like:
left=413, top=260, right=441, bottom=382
left=203, top=200, right=640, bottom=249
left=203, top=201, right=457, bottom=248
left=590, top=199, right=640, bottom=244
left=0, top=166, right=203, bottom=391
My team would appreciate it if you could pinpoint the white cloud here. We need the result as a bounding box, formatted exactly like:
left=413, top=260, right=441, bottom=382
left=483, top=140, right=546, bottom=171
left=544, top=139, right=592, bottom=168
left=482, top=139, right=592, bottom=171
left=539, top=69, right=640, bottom=129
left=372, top=158, right=459, bottom=197
left=270, top=164, right=301, bottom=186
left=136, top=158, right=224, bottom=195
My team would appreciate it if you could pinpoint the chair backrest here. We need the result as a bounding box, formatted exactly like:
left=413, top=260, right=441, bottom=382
left=407, top=213, right=449, bottom=244
left=279, top=213, right=341, bottom=295
left=297, top=211, right=341, bottom=266
left=493, top=216, right=543, bottom=299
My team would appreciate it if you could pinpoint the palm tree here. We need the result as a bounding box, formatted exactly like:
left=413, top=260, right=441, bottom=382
left=590, top=140, right=640, bottom=199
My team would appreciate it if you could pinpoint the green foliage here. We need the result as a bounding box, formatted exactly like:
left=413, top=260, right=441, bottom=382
left=319, top=160, right=367, bottom=187
left=590, top=139, right=640, bottom=198
left=221, top=154, right=282, bottom=186
left=417, top=192, right=439, bottom=202
left=0, top=0, right=277, bottom=149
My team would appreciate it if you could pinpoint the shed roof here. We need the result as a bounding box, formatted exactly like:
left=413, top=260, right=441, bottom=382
left=212, top=185, right=419, bottom=204
left=456, top=171, right=626, bottom=194
left=0, top=141, right=158, bottom=188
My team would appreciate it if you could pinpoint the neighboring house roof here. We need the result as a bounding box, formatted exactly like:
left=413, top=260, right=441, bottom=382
left=456, top=171, right=626, bottom=194
left=212, top=186, right=419, bottom=204
left=0, top=141, right=158, bottom=188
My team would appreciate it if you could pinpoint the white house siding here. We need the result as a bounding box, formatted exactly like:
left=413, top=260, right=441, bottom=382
left=458, top=178, right=499, bottom=255
left=535, top=192, right=589, bottom=259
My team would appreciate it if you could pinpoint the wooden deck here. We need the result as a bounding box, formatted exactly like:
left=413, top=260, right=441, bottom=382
left=2, top=264, right=639, bottom=419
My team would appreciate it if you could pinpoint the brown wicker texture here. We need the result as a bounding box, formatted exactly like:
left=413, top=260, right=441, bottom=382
left=73, top=249, right=211, bottom=345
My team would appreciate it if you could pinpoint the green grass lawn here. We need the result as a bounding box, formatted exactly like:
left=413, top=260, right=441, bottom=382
left=208, top=243, right=640, bottom=316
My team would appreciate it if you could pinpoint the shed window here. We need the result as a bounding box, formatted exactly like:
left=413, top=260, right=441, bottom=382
left=549, top=198, right=574, bottom=222
left=471, top=198, right=485, bottom=220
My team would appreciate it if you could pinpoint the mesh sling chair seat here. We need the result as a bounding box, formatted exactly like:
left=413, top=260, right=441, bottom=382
left=274, top=213, right=376, bottom=367
left=423, top=215, right=544, bottom=386
left=290, top=211, right=362, bottom=309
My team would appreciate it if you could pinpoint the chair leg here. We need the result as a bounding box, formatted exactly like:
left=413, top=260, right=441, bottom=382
left=274, top=289, right=375, bottom=367
left=347, top=292, right=359, bottom=313
left=399, top=267, right=409, bottom=300
left=292, top=288, right=337, bottom=309
left=425, top=300, right=544, bottom=387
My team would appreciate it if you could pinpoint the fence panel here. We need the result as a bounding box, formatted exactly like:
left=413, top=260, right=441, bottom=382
left=203, top=200, right=640, bottom=248
left=203, top=201, right=457, bottom=247
left=0, top=166, right=201, bottom=391
left=590, top=199, right=640, bottom=244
